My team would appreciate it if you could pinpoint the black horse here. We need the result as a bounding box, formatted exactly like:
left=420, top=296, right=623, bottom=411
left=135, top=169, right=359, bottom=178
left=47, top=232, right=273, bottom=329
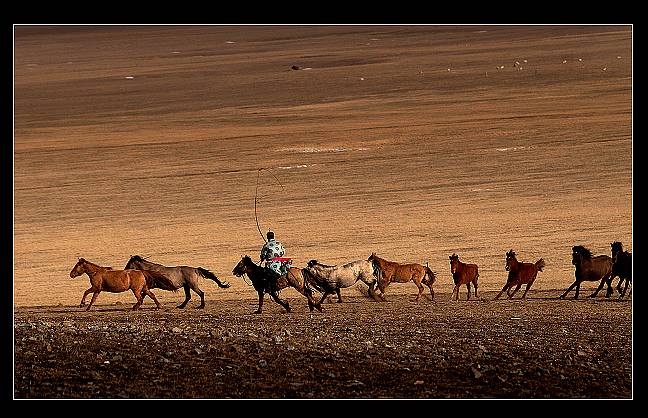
left=611, top=242, right=632, bottom=298
left=231, top=255, right=322, bottom=314
left=560, top=245, right=614, bottom=299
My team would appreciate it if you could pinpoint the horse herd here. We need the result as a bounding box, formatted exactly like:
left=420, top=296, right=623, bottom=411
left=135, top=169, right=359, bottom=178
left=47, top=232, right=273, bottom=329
left=69, top=242, right=632, bottom=312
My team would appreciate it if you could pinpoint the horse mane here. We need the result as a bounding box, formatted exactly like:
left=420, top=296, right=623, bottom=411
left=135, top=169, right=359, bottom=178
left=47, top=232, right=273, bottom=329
left=308, top=259, right=334, bottom=268
left=81, top=258, right=102, bottom=269
left=572, top=245, right=592, bottom=259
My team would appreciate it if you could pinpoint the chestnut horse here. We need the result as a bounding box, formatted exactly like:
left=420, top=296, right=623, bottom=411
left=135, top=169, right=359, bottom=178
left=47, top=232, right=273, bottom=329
left=611, top=242, right=632, bottom=298
left=367, top=253, right=436, bottom=302
left=449, top=253, right=479, bottom=300
left=494, top=250, right=545, bottom=299
left=70, top=257, right=175, bottom=311
left=232, top=255, right=322, bottom=313
left=560, top=245, right=613, bottom=299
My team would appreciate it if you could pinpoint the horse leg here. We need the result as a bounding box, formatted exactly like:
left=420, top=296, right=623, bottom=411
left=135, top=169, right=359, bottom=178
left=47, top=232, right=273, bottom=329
left=86, top=291, right=100, bottom=311
left=193, top=286, right=206, bottom=309
left=493, top=283, right=510, bottom=300
left=521, top=282, right=533, bottom=299
left=336, top=288, right=343, bottom=303
left=427, top=283, right=435, bottom=301
left=619, top=278, right=630, bottom=298
left=143, top=288, right=162, bottom=309
left=131, top=288, right=144, bottom=310
left=178, top=284, right=191, bottom=309
left=559, top=281, right=578, bottom=299
left=367, top=282, right=380, bottom=301
left=377, top=280, right=390, bottom=301
left=300, top=286, right=321, bottom=312
left=508, top=284, right=522, bottom=299
left=604, top=274, right=615, bottom=298
left=270, top=291, right=291, bottom=313
left=414, top=281, right=424, bottom=303
left=317, top=290, right=330, bottom=306
left=466, top=283, right=471, bottom=300
left=80, top=287, right=95, bottom=307
left=589, top=276, right=609, bottom=298
left=254, top=290, right=264, bottom=314
left=450, top=284, right=459, bottom=301
left=473, top=280, right=479, bottom=299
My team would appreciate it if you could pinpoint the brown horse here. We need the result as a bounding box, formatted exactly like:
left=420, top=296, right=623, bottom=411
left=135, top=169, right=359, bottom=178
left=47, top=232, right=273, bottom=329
left=232, top=255, right=322, bottom=313
left=494, top=250, right=545, bottom=299
left=560, top=245, right=613, bottom=299
left=449, top=253, right=479, bottom=300
left=70, top=258, right=175, bottom=311
left=367, top=253, right=436, bottom=302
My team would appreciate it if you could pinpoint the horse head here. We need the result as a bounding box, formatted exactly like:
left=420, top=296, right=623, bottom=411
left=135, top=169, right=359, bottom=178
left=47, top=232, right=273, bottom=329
left=449, top=253, right=459, bottom=273
left=611, top=242, right=623, bottom=258
left=572, top=246, right=592, bottom=265
left=70, top=257, right=87, bottom=278
left=505, top=249, right=516, bottom=271
left=232, top=255, right=253, bottom=277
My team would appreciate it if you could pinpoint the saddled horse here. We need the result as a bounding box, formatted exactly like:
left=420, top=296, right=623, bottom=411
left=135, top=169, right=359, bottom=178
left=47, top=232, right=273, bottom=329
left=368, top=253, right=436, bottom=302
left=125, top=255, right=230, bottom=309
left=232, top=255, right=322, bottom=313
left=494, top=250, right=545, bottom=300
left=70, top=257, right=175, bottom=311
left=449, top=253, right=479, bottom=301
left=611, top=241, right=632, bottom=298
left=560, top=245, right=613, bottom=299
left=304, top=259, right=379, bottom=304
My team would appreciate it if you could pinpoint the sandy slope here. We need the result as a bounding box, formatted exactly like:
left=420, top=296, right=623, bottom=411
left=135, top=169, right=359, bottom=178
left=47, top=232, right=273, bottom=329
left=14, top=25, right=631, bottom=306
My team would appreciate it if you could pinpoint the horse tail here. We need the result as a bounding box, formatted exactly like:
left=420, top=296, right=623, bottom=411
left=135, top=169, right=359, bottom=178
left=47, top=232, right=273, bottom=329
left=142, top=270, right=178, bottom=291
left=424, top=267, right=436, bottom=284
left=197, top=267, right=231, bottom=288
left=535, top=258, right=546, bottom=272
left=371, top=260, right=382, bottom=281
left=301, top=268, right=326, bottom=294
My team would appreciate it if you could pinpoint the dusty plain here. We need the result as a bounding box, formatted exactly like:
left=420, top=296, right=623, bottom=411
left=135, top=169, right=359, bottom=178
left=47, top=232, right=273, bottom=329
left=13, top=25, right=633, bottom=399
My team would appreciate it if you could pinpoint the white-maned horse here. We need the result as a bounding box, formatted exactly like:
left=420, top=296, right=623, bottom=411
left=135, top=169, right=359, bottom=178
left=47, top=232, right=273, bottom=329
left=303, top=259, right=379, bottom=304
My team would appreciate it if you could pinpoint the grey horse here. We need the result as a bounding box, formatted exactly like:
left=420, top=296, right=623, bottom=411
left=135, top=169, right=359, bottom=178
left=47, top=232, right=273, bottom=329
left=125, top=255, right=230, bottom=308
left=303, top=259, right=379, bottom=304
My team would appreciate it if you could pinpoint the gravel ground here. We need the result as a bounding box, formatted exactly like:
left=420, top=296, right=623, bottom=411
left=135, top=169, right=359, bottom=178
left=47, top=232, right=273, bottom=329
left=13, top=289, right=633, bottom=399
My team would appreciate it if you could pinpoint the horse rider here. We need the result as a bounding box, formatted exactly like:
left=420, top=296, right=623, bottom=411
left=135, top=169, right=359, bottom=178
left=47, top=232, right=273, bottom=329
left=260, top=230, right=292, bottom=289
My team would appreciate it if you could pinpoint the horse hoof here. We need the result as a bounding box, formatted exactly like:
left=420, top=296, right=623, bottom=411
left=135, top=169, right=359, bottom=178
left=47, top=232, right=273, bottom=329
left=254, top=310, right=262, bottom=314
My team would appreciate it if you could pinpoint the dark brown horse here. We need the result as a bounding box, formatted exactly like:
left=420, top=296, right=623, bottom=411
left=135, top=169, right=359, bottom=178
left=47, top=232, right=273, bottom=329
left=560, top=245, right=613, bottom=299
left=449, top=253, right=479, bottom=300
left=368, top=253, right=436, bottom=302
left=611, top=241, right=632, bottom=298
left=494, top=250, right=545, bottom=299
left=125, top=255, right=230, bottom=309
left=70, top=257, right=175, bottom=311
left=232, top=255, right=322, bottom=313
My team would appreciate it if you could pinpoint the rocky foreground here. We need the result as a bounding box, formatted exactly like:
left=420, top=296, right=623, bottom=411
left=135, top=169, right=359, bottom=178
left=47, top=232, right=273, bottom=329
left=14, top=290, right=633, bottom=399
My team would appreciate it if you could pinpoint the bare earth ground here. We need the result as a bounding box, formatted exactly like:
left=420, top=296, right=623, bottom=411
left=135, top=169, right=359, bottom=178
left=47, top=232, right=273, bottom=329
left=14, top=290, right=632, bottom=399
left=12, top=25, right=633, bottom=399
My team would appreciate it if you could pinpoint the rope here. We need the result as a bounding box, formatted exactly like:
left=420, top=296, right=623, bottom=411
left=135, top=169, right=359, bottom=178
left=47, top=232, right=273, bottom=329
left=254, top=167, right=285, bottom=243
